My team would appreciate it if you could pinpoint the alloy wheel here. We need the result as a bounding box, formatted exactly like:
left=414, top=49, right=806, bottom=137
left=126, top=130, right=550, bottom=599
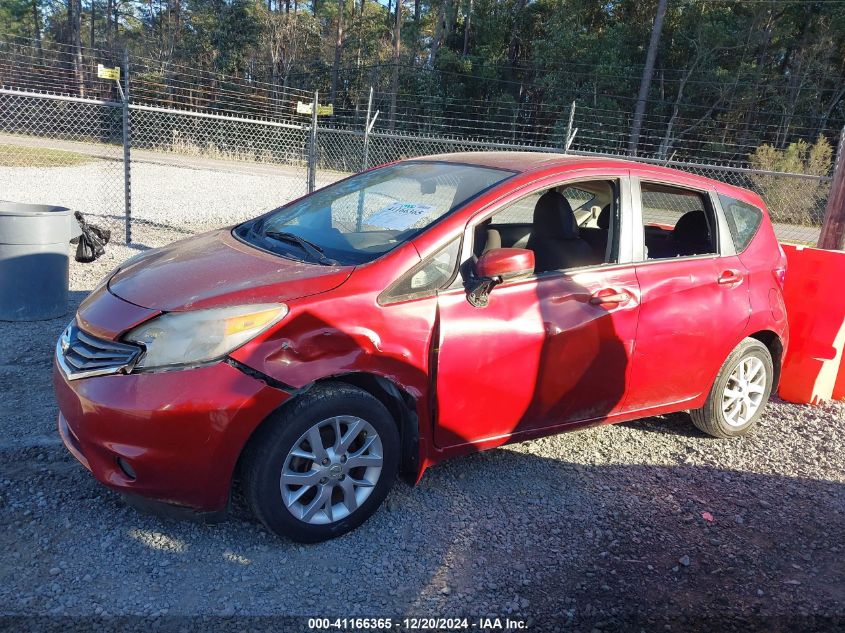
left=279, top=416, right=383, bottom=525
left=721, top=356, right=767, bottom=427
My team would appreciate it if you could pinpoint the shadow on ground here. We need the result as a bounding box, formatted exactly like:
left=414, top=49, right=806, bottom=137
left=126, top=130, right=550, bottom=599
left=0, top=429, right=842, bottom=631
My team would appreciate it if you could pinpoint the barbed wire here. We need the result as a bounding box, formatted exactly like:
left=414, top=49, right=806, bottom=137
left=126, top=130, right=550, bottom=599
left=0, top=33, right=838, bottom=170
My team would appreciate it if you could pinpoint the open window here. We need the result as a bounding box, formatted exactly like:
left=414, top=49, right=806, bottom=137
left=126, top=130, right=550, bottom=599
left=638, top=182, right=718, bottom=260
left=471, top=179, right=620, bottom=275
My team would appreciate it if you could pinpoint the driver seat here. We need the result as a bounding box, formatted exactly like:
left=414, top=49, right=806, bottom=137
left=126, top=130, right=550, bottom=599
left=473, top=219, right=502, bottom=257
left=526, top=191, right=594, bottom=273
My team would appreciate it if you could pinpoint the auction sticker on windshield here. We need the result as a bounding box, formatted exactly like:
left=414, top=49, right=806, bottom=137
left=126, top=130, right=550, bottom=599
left=367, top=202, right=436, bottom=230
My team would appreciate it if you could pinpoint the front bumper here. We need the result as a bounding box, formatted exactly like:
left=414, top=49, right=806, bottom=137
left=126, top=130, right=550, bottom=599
left=53, top=358, right=290, bottom=511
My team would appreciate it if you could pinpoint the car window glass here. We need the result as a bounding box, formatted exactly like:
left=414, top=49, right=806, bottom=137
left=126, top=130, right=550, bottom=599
left=380, top=238, right=462, bottom=304
left=328, top=178, right=458, bottom=232
left=719, top=194, right=763, bottom=252
left=237, top=162, right=512, bottom=265
left=562, top=186, right=594, bottom=212
left=492, top=192, right=542, bottom=224
left=476, top=179, right=618, bottom=271
left=639, top=182, right=717, bottom=260
left=641, top=187, right=704, bottom=227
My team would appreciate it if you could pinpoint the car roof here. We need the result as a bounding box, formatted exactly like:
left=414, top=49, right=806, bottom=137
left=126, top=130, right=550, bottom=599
left=419, top=151, right=649, bottom=173
left=416, top=151, right=764, bottom=207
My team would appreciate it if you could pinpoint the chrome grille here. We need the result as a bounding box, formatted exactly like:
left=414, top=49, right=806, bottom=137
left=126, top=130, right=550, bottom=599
left=57, top=321, right=142, bottom=380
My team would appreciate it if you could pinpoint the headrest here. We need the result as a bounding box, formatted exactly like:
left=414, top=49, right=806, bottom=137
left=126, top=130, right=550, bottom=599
left=484, top=228, right=502, bottom=251
left=532, top=191, right=579, bottom=240
left=673, top=210, right=710, bottom=244
left=597, top=204, right=611, bottom=230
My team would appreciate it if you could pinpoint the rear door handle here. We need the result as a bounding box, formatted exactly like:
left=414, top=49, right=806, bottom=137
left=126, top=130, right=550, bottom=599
left=590, top=289, right=630, bottom=306
left=717, top=270, right=743, bottom=285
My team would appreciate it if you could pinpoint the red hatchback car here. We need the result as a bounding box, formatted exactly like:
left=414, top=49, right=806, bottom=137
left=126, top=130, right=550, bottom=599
left=54, top=153, right=788, bottom=541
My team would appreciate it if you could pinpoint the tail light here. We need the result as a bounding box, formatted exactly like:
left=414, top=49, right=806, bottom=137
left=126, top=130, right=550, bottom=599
left=774, top=244, right=787, bottom=288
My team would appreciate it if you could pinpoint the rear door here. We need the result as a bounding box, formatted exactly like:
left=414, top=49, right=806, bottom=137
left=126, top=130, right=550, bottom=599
left=625, top=175, right=751, bottom=411
left=433, top=171, right=642, bottom=449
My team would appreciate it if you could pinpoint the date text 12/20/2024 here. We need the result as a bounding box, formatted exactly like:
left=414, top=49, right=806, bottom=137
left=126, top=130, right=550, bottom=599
left=308, top=617, right=529, bottom=631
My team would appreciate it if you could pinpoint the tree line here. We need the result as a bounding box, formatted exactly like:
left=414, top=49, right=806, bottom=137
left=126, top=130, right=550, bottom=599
left=1, top=0, right=843, bottom=164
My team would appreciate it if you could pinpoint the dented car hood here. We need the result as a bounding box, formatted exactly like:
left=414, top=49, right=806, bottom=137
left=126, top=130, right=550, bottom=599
left=108, top=229, right=353, bottom=311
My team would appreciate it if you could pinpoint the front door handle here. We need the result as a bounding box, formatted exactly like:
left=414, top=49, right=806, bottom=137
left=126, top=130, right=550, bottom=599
left=717, top=270, right=743, bottom=285
left=590, top=289, right=630, bottom=306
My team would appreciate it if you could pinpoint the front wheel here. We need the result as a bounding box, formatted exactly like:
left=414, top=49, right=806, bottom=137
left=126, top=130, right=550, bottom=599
left=691, top=338, right=774, bottom=438
left=241, top=382, right=399, bottom=542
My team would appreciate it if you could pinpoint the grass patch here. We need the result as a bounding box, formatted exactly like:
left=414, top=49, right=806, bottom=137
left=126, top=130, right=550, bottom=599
left=0, top=143, right=95, bottom=167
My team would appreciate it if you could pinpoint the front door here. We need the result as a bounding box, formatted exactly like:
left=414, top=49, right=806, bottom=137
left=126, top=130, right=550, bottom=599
left=432, top=172, right=640, bottom=450
left=433, top=267, right=641, bottom=449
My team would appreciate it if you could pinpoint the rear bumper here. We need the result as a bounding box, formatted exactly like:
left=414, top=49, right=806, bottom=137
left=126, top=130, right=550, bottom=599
left=53, top=359, right=290, bottom=511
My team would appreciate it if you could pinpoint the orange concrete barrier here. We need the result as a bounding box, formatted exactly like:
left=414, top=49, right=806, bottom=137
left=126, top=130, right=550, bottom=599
left=834, top=351, right=845, bottom=400
left=778, top=244, right=845, bottom=404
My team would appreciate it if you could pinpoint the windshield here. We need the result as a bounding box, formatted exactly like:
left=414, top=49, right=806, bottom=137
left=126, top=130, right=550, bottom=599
left=235, top=161, right=514, bottom=265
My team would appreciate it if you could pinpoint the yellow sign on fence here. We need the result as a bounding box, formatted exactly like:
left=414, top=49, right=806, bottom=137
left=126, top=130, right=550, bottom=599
left=296, top=101, right=334, bottom=117
left=97, top=64, right=121, bottom=81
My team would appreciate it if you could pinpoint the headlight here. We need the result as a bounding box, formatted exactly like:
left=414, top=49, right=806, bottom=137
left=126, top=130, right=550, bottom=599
left=125, top=303, right=288, bottom=370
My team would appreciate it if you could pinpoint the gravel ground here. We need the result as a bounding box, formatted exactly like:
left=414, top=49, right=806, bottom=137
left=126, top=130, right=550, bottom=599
left=0, top=162, right=844, bottom=631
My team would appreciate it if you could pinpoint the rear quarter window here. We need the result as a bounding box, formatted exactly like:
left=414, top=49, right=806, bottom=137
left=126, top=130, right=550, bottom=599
left=719, top=194, right=763, bottom=252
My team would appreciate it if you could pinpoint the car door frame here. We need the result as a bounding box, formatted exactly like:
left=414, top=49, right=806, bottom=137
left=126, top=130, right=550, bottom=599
left=429, top=168, right=644, bottom=453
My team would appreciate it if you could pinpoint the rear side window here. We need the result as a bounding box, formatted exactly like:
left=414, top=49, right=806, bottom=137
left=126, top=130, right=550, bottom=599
left=641, top=185, right=708, bottom=228
left=638, top=182, right=717, bottom=259
left=719, top=195, right=763, bottom=252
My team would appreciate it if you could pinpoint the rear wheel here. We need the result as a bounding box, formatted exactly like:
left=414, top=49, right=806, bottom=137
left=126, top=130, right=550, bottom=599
left=691, top=338, right=774, bottom=438
left=242, top=382, right=399, bottom=542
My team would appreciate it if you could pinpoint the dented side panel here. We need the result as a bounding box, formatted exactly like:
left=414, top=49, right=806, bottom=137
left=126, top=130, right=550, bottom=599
left=229, top=241, right=439, bottom=477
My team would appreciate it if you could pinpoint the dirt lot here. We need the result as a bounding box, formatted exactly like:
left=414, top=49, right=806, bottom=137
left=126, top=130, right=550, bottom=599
left=0, top=212, right=843, bottom=631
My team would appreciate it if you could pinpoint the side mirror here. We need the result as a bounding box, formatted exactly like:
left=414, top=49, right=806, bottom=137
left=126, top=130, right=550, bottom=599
left=467, top=248, right=535, bottom=308
left=476, top=248, right=535, bottom=280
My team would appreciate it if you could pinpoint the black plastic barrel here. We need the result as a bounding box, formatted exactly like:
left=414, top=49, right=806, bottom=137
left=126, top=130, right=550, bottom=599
left=0, top=201, right=80, bottom=321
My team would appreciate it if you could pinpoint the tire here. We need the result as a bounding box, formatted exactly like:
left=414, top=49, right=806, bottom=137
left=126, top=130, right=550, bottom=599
left=241, top=382, right=399, bottom=542
left=691, top=337, right=774, bottom=438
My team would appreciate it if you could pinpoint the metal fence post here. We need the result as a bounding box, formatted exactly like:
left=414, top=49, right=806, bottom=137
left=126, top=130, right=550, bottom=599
left=563, top=101, right=578, bottom=153
left=362, top=86, right=373, bottom=172
left=355, top=88, right=376, bottom=232
left=121, top=49, right=132, bottom=244
left=307, top=90, right=318, bottom=194
left=563, top=101, right=574, bottom=152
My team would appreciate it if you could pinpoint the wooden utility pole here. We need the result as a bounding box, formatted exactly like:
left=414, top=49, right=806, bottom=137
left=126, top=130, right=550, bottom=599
left=628, top=0, right=667, bottom=156
left=818, top=127, right=845, bottom=251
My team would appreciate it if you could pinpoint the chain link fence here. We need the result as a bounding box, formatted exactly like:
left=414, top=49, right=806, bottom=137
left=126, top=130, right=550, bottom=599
left=0, top=74, right=834, bottom=247
left=314, top=127, right=832, bottom=245
left=0, top=88, right=125, bottom=239
left=126, top=105, right=312, bottom=241
left=663, top=161, right=830, bottom=245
